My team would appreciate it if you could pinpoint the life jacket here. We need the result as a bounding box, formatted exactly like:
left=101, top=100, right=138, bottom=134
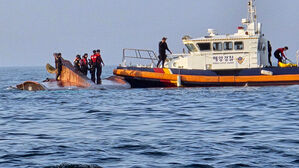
left=91, top=54, right=97, bottom=63
left=96, top=53, right=102, bottom=64
left=81, top=58, right=87, bottom=66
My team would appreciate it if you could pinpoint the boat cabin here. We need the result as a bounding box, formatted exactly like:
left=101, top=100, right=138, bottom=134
left=165, top=0, right=270, bottom=70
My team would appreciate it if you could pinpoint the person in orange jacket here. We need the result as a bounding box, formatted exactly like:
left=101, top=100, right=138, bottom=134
left=80, top=53, right=88, bottom=76
left=90, top=50, right=97, bottom=83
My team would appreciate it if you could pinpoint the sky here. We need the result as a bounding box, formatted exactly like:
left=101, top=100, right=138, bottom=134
left=0, top=0, right=299, bottom=67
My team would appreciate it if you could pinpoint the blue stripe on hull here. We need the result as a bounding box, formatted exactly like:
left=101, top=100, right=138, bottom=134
left=125, top=77, right=299, bottom=88
left=124, top=77, right=173, bottom=88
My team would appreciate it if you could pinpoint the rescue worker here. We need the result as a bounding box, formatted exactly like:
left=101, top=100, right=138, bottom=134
left=88, top=58, right=93, bottom=77
left=73, top=55, right=81, bottom=72
left=96, top=49, right=105, bottom=84
left=80, top=53, right=89, bottom=76
left=55, top=53, right=62, bottom=81
left=274, top=46, right=288, bottom=64
left=268, top=41, right=272, bottom=67
left=90, top=50, right=97, bottom=83
left=157, top=37, right=172, bottom=68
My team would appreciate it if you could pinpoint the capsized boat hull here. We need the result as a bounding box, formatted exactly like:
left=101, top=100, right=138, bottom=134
left=16, top=81, right=46, bottom=91
left=113, top=67, right=299, bottom=88
left=16, top=77, right=130, bottom=91
left=16, top=57, right=129, bottom=91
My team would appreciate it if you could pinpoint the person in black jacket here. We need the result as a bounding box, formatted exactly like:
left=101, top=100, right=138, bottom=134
left=95, top=49, right=105, bottom=84
left=268, top=41, right=272, bottom=66
left=157, top=37, right=172, bottom=68
left=55, top=53, right=62, bottom=81
left=73, top=55, right=81, bottom=72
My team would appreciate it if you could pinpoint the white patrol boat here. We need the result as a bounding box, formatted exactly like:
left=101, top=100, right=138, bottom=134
left=114, top=0, right=299, bottom=88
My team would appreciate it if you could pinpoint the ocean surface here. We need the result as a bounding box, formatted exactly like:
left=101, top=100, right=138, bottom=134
left=0, top=66, right=298, bottom=168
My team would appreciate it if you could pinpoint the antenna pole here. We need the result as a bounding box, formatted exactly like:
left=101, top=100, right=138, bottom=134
left=248, top=0, right=257, bottom=34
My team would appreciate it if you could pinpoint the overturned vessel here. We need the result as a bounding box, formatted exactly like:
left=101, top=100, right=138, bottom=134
left=17, top=58, right=129, bottom=91
left=114, top=0, right=299, bottom=88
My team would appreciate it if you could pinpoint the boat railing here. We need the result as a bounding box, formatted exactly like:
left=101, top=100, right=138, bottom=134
left=122, top=48, right=158, bottom=67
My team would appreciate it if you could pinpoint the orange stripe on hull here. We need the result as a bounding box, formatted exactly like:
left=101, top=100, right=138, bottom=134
left=114, top=69, right=177, bottom=81
left=113, top=69, right=299, bottom=84
left=235, top=75, right=299, bottom=82
left=219, top=76, right=235, bottom=83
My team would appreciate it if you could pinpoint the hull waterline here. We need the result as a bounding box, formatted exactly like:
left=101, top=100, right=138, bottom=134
left=114, top=67, right=299, bottom=88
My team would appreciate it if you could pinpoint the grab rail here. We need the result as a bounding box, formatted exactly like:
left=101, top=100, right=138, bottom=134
left=122, top=48, right=158, bottom=67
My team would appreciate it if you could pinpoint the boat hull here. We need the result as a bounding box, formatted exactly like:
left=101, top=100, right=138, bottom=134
left=113, top=67, right=299, bottom=88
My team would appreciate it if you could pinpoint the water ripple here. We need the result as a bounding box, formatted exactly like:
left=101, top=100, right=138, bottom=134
left=0, top=67, right=298, bottom=167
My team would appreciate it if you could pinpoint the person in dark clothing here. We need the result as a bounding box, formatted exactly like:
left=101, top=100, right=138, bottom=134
left=88, top=57, right=94, bottom=80
left=95, top=49, right=105, bottom=84
left=54, top=53, right=58, bottom=67
left=274, top=46, right=288, bottom=64
left=80, top=53, right=89, bottom=76
left=55, top=53, right=62, bottom=81
left=89, top=49, right=105, bottom=84
left=157, top=37, right=172, bottom=68
left=90, top=50, right=97, bottom=83
left=73, top=55, right=81, bottom=72
left=268, top=41, right=272, bottom=67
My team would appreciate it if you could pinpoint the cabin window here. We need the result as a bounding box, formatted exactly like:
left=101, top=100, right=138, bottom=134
left=224, top=42, right=233, bottom=50
left=197, top=43, right=211, bottom=51
left=185, top=44, right=198, bottom=52
left=213, top=42, right=222, bottom=51
left=234, top=41, right=244, bottom=50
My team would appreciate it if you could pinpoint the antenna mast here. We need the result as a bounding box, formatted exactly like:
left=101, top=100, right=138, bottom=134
left=244, top=0, right=259, bottom=35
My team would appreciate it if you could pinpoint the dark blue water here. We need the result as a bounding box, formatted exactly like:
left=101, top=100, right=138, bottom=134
left=0, top=66, right=298, bottom=168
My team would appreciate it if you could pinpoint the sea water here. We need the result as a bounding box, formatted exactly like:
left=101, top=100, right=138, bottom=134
left=0, top=66, right=298, bottom=168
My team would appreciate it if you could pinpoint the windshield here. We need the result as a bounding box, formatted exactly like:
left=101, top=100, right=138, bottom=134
left=185, top=44, right=198, bottom=52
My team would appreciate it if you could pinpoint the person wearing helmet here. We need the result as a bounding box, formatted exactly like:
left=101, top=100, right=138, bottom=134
left=157, top=37, right=172, bottom=68
left=274, top=46, right=288, bottom=64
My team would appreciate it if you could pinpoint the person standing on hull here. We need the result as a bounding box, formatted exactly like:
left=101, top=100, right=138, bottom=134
left=157, top=37, right=172, bottom=68
left=80, top=53, right=89, bottom=76
left=95, top=49, right=105, bottom=84
left=274, top=46, right=288, bottom=64
left=55, top=53, right=62, bottom=81
left=73, top=55, right=81, bottom=72
left=267, top=41, right=272, bottom=67
left=90, top=50, right=97, bottom=83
